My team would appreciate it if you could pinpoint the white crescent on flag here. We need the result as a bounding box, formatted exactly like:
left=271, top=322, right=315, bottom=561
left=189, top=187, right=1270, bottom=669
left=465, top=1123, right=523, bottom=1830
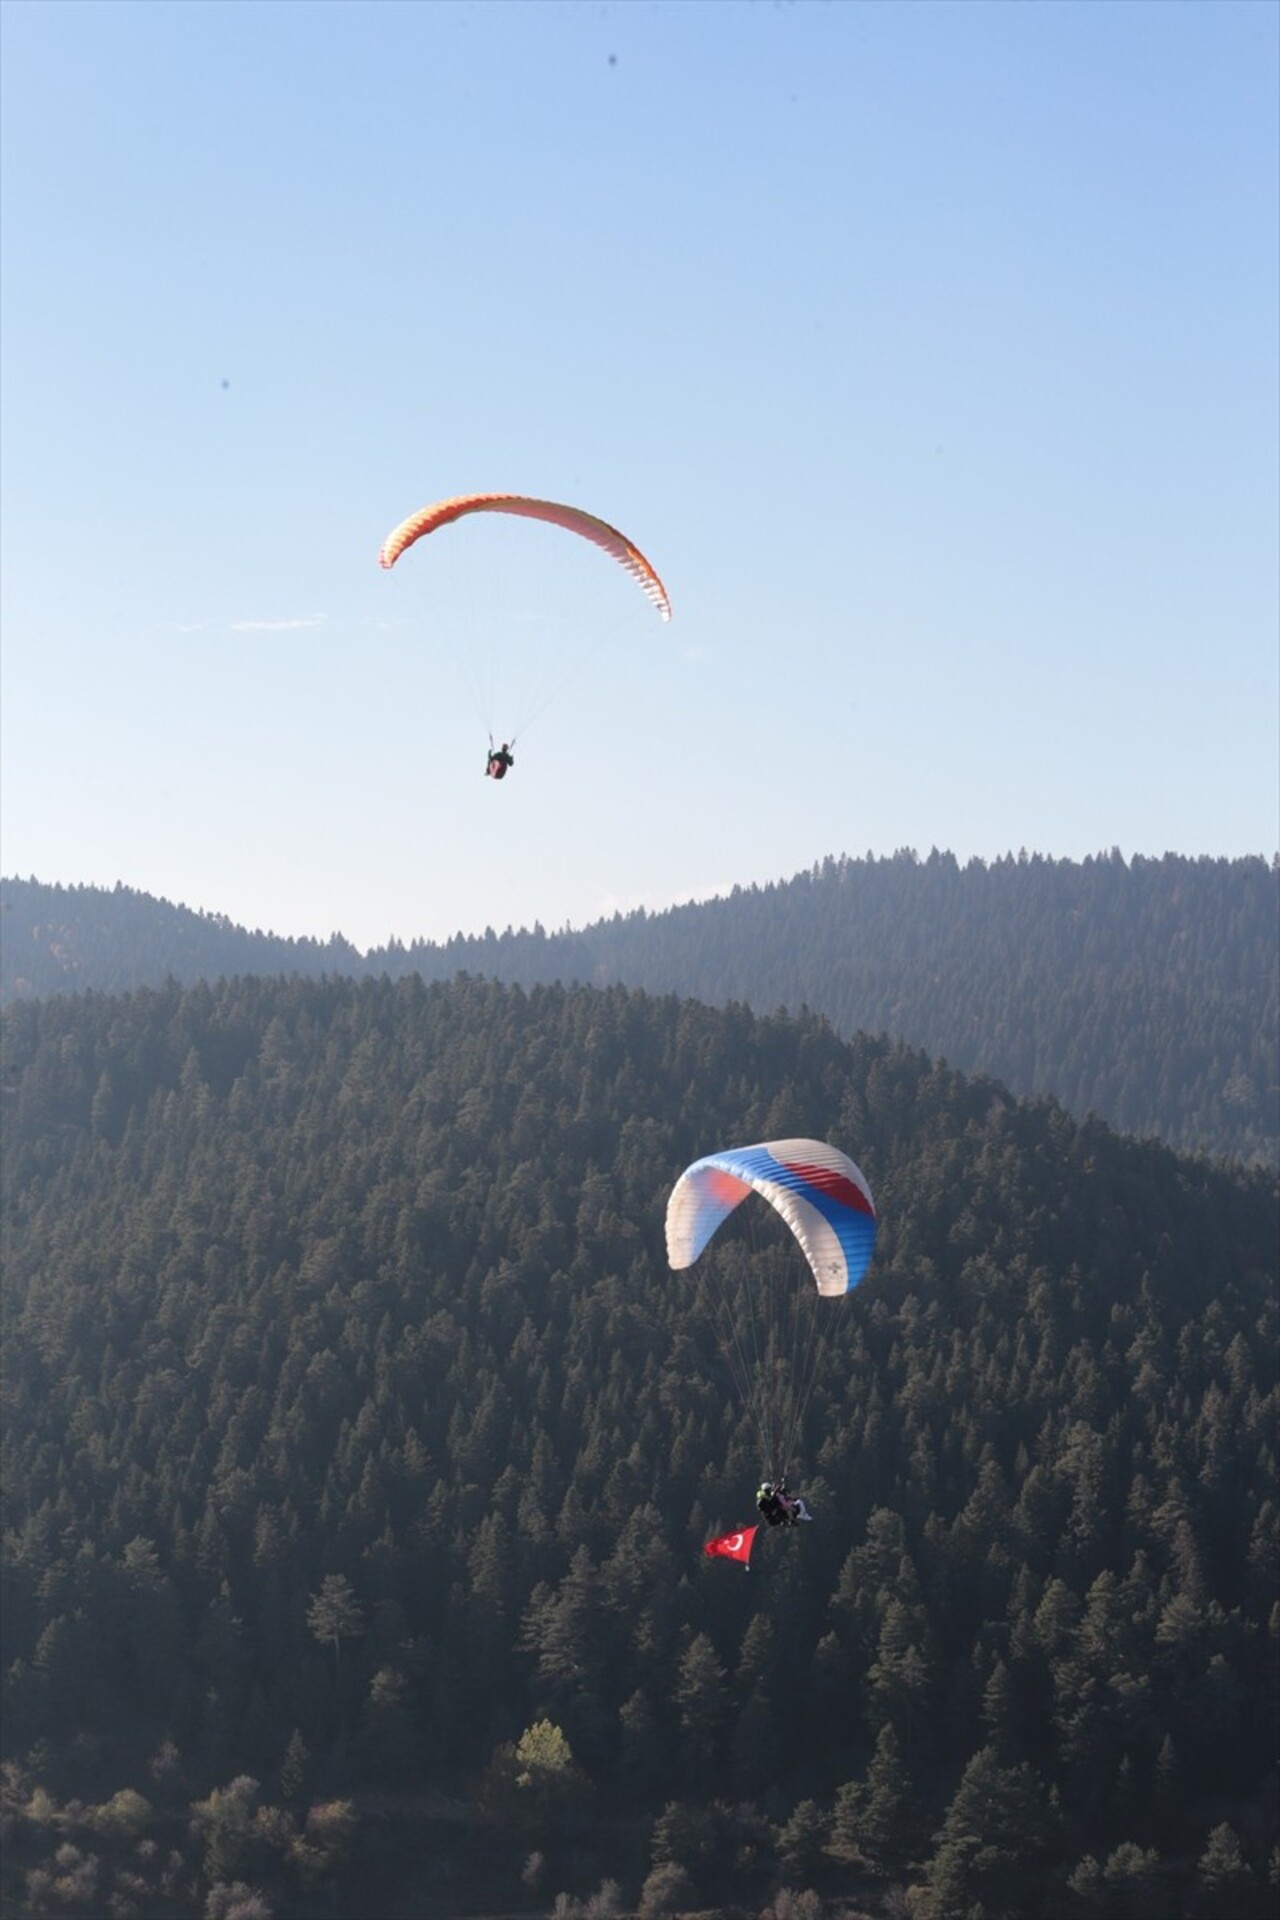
left=703, top=1524, right=758, bottom=1566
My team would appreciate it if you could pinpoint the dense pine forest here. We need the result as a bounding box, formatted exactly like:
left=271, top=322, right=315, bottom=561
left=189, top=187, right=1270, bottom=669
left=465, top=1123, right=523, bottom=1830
left=2, top=974, right=1276, bottom=1919
left=4, top=851, right=1276, bottom=1168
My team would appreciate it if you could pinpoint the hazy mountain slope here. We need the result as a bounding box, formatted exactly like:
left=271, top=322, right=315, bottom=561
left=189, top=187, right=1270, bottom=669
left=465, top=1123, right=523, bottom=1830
left=0, top=876, right=363, bottom=999
left=386, top=850, right=1279, bottom=1167
left=5, top=851, right=1275, bottom=1165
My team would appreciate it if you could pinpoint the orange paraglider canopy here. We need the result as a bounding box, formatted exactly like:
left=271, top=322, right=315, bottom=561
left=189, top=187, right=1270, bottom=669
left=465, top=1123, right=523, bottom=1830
left=378, top=492, right=671, bottom=622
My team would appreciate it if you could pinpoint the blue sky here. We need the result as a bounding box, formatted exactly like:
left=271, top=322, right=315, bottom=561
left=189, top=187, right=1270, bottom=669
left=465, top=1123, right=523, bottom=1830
left=2, top=0, right=1276, bottom=951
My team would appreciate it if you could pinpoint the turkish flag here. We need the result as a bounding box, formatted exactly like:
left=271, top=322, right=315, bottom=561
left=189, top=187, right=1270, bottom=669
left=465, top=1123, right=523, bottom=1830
left=703, top=1525, right=758, bottom=1567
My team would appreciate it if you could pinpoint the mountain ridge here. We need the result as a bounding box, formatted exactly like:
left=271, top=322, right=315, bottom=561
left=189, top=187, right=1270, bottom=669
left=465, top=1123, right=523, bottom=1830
left=5, top=849, right=1275, bottom=1166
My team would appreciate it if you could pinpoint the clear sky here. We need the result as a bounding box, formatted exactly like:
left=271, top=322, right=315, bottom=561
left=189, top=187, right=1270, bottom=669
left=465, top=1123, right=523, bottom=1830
left=2, top=0, right=1276, bottom=952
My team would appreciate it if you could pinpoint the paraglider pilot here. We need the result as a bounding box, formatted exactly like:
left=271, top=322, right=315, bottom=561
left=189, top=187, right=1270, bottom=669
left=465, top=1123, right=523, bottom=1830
left=486, top=741, right=514, bottom=781
left=756, top=1478, right=812, bottom=1527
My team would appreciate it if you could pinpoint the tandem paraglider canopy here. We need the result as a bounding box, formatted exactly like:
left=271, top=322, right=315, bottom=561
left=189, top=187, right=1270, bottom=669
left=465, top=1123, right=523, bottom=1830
left=666, top=1139, right=877, bottom=1480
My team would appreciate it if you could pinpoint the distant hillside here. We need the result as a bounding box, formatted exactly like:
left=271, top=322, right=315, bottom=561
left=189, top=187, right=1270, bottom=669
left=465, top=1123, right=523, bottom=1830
left=0, top=877, right=361, bottom=999
left=385, top=850, right=1279, bottom=1168
left=3, top=850, right=1276, bottom=1165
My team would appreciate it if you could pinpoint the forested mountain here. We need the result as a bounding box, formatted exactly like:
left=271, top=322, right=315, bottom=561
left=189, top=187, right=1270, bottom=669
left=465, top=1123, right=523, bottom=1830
left=388, top=851, right=1278, bottom=1169
left=3, top=851, right=1276, bottom=1169
left=3, top=975, right=1276, bottom=1919
left=0, top=878, right=363, bottom=1002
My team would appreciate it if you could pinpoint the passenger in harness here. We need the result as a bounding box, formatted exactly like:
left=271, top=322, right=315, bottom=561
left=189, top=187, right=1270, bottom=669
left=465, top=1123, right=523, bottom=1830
left=755, top=1477, right=813, bottom=1527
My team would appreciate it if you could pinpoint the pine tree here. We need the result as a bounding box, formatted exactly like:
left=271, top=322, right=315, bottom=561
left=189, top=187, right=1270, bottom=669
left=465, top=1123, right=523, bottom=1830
left=1196, top=1823, right=1261, bottom=1918
left=674, top=1634, right=728, bottom=1774
left=859, top=1721, right=914, bottom=1867
left=917, top=1745, right=1057, bottom=1920
left=306, top=1574, right=364, bottom=1683
left=776, top=1798, right=829, bottom=1880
